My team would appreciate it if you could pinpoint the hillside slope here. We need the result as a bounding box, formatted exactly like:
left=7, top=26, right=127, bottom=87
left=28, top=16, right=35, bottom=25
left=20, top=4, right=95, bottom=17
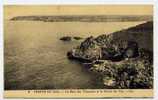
left=108, top=21, right=153, bottom=51
left=67, top=21, right=153, bottom=89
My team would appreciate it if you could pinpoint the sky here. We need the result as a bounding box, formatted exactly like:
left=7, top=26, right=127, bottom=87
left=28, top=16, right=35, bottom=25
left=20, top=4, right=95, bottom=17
left=4, top=5, right=153, bottom=19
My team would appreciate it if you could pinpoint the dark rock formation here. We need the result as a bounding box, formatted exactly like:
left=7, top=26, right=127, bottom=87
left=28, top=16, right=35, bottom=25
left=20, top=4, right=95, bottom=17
left=67, top=36, right=102, bottom=62
left=123, top=41, right=139, bottom=58
left=60, top=36, right=83, bottom=41
left=89, top=58, right=153, bottom=89
left=60, top=36, right=71, bottom=41
left=73, top=36, right=83, bottom=40
left=67, top=21, right=153, bottom=89
left=67, top=39, right=140, bottom=62
left=67, top=21, right=153, bottom=62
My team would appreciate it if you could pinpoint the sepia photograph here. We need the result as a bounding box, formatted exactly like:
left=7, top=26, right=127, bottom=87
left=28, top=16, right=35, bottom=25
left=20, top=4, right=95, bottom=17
left=3, top=5, right=153, bottom=98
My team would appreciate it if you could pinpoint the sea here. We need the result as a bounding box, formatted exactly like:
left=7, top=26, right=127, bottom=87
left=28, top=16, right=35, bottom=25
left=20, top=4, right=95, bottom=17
left=4, top=20, right=145, bottom=89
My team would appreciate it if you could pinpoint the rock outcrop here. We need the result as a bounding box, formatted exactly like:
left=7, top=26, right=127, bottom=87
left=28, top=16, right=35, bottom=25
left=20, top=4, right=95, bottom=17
left=73, top=36, right=83, bottom=40
left=89, top=49, right=153, bottom=88
left=60, top=36, right=83, bottom=41
left=67, top=21, right=153, bottom=89
left=60, top=36, right=71, bottom=41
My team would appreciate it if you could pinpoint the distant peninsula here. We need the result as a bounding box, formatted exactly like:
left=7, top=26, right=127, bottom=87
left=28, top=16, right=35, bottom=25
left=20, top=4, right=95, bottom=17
left=10, top=15, right=152, bottom=22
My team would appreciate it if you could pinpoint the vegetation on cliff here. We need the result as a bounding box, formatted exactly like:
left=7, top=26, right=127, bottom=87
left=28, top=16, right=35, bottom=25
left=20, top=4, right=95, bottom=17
left=67, top=21, right=153, bottom=89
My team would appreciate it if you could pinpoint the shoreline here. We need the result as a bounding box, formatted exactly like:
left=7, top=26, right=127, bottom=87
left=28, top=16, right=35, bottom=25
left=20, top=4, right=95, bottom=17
left=67, top=21, right=153, bottom=89
left=10, top=15, right=152, bottom=22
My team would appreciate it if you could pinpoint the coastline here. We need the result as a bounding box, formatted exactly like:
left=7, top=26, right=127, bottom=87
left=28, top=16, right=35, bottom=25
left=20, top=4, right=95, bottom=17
left=67, top=21, right=153, bottom=89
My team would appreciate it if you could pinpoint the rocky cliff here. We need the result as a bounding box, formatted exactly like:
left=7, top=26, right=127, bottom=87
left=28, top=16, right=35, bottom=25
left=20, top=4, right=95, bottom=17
left=67, top=21, right=153, bottom=89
